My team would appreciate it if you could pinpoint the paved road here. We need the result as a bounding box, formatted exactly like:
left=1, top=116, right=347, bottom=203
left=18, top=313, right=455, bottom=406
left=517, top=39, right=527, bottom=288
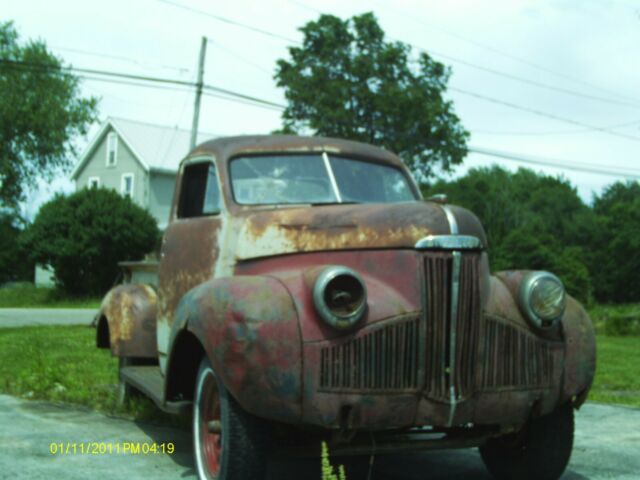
left=0, top=394, right=638, bottom=479
left=0, top=309, right=98, bottom=328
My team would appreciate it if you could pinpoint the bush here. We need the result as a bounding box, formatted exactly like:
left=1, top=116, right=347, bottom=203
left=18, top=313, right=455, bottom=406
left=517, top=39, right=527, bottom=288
left=0, top=213, right=33, bottom=283
left=604, top=314, right=640, bottom=336
left=21, top=188, right=158, bottom=296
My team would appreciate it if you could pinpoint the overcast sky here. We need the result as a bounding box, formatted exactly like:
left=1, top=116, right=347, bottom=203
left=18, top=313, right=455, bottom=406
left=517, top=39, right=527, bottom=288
left=5, top=0, right=640, bottom=219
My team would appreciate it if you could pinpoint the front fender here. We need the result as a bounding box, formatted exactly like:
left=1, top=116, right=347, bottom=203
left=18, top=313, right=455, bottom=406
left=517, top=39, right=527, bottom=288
left=96, top=284, right=157, bottom=358
left=495, top=270, right=596, bottom=407
left=169, top=275, right=302, bottom=423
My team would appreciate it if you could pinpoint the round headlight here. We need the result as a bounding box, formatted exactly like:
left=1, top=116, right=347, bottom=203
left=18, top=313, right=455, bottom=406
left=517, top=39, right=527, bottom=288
left=519, top=272, right=566, bottom=329
left=313, top=266, right=367, bottom=330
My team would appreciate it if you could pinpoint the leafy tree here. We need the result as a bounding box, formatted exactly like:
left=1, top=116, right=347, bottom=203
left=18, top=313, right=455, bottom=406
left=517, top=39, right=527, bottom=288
left=589, top=182, right=640, bottom=303
left=275, top=12, right=468, bottom=180
left=21, top=188, right=158, bottom=296
left=0, top=213, right=32, bottom=283
left=0, top=21, right=97, bottom=210
left=423, top=166, right=594, bottom=303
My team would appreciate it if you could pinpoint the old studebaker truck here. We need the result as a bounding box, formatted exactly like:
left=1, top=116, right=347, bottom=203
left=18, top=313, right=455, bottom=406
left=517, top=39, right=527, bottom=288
left=96, top=135, right=595, bottom=480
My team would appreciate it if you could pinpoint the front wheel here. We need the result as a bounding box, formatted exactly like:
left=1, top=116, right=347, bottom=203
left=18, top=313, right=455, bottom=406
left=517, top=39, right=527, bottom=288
left=480, top=403, right=574, bottom=480
left=193, top=358, right=270, bottom=480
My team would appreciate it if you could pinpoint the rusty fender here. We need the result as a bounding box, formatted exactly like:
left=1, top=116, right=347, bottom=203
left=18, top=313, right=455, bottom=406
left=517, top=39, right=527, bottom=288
left=494, top=271, right=596, bottom=408
left=96, top=284, right=158, bottom=358
left=168, top=275, right=302, bottom=424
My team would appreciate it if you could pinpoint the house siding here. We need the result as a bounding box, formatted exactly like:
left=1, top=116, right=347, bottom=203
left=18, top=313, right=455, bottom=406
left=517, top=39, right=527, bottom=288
left=149, top=171, right=177, bottom=229
left=75, top=126, right=148, bottom=208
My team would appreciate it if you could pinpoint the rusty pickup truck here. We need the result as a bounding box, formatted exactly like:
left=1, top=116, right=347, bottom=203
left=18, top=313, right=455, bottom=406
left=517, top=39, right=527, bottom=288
left=96, top=135, right=596, bottom=480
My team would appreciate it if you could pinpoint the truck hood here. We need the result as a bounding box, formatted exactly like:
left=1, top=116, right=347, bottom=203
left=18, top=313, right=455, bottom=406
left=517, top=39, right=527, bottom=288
left=234, top=201, right=487, bottom=260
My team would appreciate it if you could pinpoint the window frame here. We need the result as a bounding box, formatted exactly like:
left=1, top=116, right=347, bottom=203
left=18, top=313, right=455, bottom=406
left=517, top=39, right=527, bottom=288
left=87, top=176, right=100, bottom=189
left=176, top=158, right=223, bottom=219
left=106, top=132, right=118, bottom=167
left=228, top=153, right=418, bottom=206
left=121, top=173, right=135, bottom=198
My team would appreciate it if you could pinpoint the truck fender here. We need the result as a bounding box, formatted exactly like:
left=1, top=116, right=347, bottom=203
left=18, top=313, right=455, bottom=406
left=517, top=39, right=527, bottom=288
left=165, top=275, right=302, bottom=424
left=494, top=270, right=596, bottom=407
left=96, top=284, right=158, bottom=358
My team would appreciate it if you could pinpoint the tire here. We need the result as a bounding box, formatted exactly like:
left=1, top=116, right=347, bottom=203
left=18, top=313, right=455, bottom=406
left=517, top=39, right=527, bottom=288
left=193, top=358, right=270, bottom=480
left=117, top=357, right=144, bottom=405
left=480, top=403, right=574, bottom=480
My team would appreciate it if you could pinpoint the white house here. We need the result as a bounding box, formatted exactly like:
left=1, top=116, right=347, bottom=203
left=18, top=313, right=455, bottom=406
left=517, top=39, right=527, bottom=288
left=70, top=117, right=215, bottom=229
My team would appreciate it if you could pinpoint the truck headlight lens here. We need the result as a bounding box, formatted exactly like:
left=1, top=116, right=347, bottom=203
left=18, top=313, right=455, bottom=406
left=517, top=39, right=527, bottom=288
left=519, top=271, right=566, bottom=328
left=313, top=266, right=367, bottom=330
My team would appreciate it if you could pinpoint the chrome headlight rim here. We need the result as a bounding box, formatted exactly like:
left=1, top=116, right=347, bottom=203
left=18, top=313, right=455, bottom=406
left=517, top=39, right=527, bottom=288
left=519, top=271, right=566, bottom=329
left=313, top=266, right=367, bottom=330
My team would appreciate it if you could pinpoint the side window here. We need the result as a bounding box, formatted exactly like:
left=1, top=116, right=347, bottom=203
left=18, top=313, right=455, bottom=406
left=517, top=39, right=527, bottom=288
left=178, top=162, right=221, bottom=218
left=88, top=176, right=100, bottom=188
left=106, top=132, right=118, bottom=167
left=121, top=173, right=134, bottom=198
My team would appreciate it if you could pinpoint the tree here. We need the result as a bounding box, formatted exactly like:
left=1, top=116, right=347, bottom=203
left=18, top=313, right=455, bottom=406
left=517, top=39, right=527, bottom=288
left=275, top=13, right=468, bottom=180
left=422, top=166, right=595, bottom=303
left=0, top=213, right=33, bottom=283
left=21, top=188, right=158, bottom=296
left=0, top=21, right=97, bottom=210
left=589, top=181, right=640, bottom=303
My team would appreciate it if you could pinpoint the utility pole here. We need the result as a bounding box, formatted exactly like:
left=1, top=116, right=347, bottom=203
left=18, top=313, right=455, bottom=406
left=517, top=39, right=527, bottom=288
left=190, top=36, right=207, bottom=149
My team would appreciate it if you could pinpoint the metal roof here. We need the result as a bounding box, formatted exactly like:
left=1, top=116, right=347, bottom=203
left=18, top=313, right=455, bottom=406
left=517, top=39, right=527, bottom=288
left=71, top=117, right=217, bottom=179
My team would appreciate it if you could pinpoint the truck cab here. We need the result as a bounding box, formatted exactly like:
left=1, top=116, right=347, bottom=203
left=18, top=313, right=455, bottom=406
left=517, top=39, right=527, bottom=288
left=96, top=135, right=596, bottom=480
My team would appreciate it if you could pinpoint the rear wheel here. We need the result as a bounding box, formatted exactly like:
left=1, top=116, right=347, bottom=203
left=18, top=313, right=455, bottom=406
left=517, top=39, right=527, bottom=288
left=480, top=403, right=574, bottom=480
left=193, top=358, right=270, bottom=480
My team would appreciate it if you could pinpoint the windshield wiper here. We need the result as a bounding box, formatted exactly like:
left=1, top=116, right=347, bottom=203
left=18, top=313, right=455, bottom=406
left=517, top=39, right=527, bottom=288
left=310, top=201, right=361, bottom=206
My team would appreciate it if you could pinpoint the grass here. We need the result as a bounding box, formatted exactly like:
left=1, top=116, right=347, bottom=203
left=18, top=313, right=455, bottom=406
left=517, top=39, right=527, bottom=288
left=588, top=303, right=640, bottom=336
left=0, top=312, right=638, bottom=425
left=0, top=284, right=101, bottom=308
left=589, top=335, right=640, bottom=408
left=0, top=325, right=178, bottom=424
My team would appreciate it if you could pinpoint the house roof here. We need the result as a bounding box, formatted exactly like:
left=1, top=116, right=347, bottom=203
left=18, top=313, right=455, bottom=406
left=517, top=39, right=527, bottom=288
left=71, top=117, right=217, bottom=179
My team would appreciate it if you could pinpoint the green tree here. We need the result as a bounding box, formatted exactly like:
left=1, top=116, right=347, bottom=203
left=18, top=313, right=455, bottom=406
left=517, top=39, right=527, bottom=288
left=0, top=213, right=33, bottom=283
left=21, top=188, right=158, bottom=296
left=423, top=166, right=594, bottom=303
left=590, top=181, right=640, bottom=303
left=275, top=12, right=468, bottom=180
left=0, top=21, right=97, bottom=210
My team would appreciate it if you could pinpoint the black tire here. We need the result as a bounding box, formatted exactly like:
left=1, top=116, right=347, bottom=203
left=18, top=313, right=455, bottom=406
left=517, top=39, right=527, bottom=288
left=480, top=403, right=574, bottom=480
left=193, top=358, right=270, bottom=480
left=117, top=357, right=144, bottom=405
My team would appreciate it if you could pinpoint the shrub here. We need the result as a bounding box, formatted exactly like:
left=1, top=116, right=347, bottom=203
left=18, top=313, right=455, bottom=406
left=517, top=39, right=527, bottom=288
left=21, top=188, right=158, bottom=296
left=604, top=314, right=640, bottom=336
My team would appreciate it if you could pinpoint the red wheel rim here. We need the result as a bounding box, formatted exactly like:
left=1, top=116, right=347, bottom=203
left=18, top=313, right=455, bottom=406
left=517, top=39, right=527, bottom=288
left=200, top=372, right=222, bottom=476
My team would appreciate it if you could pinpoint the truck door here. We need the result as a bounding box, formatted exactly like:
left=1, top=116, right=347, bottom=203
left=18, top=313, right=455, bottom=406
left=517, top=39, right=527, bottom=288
left=157, top=158, right=223, bottom=372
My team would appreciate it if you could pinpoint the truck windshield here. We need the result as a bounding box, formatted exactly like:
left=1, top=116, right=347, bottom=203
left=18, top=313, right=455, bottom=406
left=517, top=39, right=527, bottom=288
left=230, top=154, right=416, bottom=205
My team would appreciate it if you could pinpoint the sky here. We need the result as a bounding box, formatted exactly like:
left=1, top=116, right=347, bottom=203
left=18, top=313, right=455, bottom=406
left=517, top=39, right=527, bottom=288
left=4, top=0, right=640, bottom=219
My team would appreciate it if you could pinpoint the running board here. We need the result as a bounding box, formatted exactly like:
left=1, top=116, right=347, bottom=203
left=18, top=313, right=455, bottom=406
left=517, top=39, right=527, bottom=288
left=120, top=365, right=191, bottom=414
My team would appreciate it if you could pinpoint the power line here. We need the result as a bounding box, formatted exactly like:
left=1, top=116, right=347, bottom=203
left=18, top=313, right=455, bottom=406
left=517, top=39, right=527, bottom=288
left=155, top=0, right=299, bottom=44
left=468, top=145, right=640, bottom=178
left=369, top=0, right=640, bottom=105
left=52, top=45, right=191, bottom=75
left=0, top=58, right=285, bottom=112
left=450, top=86, right=640, bottom=143
left=471, top=119, right=640, bottom=136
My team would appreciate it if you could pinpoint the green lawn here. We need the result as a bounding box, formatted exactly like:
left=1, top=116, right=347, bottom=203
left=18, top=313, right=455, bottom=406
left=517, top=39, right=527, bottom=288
left=0, top=325, right=175, bottom=423
left=0, top=285, right=101, bottom=308
left=589, top=335, right=640, bottom=408
left=0, top=324, right=638, bottom=417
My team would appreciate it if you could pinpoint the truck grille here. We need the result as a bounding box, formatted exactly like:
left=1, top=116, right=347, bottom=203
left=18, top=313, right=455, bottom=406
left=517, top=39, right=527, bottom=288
left=319, top=316, right=420, bottom=392
left=424, top=252, right=481, bottom=402
left=482, top=317, right=557, bottom=389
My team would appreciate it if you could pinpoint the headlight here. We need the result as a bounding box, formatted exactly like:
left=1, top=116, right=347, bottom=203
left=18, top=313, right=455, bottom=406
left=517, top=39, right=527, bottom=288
left=519, top=271, right=566, bottom=329
left=313, top=266, right=367, bottom=330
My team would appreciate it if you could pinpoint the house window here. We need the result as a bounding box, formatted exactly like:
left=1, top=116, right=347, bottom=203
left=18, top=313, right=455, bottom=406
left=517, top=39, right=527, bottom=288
left=121, top=173, right=134, bottom=198
left=106, top=132, right=118, bottom=166
left=178, top=162, right=221, bottom=218
left=87, top=176, right=100, bottom=188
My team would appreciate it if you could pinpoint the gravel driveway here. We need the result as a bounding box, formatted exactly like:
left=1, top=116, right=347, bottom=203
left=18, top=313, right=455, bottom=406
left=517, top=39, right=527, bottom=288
left=0, top=394, right=638, bottom=479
